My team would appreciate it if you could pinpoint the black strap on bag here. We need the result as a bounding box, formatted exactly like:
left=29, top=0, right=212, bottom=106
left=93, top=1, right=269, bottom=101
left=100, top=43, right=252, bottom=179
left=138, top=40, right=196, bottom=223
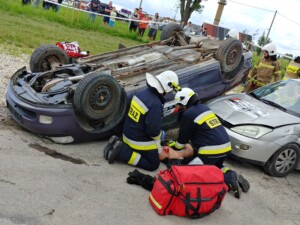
left=182, top=188, right=202, bottom=218
left=180, top=188, right=227, bottom=219
left=157, top=176, right=176, bottom=195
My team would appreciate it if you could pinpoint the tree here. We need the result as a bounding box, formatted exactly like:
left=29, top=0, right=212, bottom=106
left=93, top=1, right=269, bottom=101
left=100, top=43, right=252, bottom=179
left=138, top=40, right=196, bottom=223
left=256, top=32, right=271, bottom=55
left=179, top=0, right=207, bottom=24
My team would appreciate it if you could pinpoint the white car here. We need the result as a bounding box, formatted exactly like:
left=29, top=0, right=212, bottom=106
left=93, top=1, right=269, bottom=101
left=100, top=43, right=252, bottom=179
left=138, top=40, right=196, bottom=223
left=207, top=79, right=300, bottom=177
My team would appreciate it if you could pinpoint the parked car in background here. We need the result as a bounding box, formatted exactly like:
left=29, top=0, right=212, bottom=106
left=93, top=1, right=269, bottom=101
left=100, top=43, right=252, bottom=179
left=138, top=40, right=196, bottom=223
left=6, top=24, right=252, bottom=144
left=207, top=79, right=300, bottom=177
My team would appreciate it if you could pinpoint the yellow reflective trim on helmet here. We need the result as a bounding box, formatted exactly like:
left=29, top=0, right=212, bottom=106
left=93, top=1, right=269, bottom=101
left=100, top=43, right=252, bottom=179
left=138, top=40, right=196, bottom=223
left=149, top=193, right=162, bottom=209
left=169, top=82, right=181, bottom=91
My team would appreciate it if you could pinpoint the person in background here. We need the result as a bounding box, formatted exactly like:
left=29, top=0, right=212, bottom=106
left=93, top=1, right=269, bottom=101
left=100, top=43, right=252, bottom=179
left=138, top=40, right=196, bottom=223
left=109, top=7, right=117, bottom=28
left=88, top=0, right=100, bottom=23
left=167, top=87, right=250, bottom=198
left=22, top=0, right=31, bottom=5
left=148, top=13, right=159, bottom=41
left=202, top=27, right=207, bottom=36
left=103, top=71, right=181, bottom=171
left=243, top=43, right=281, bottom=92
left=137, top=7, right=144, bottom=34
left=183, top=21, right=192, bottom=37
left=103, top=1, right=113, bottom=26
left=129, top=8, right=139, bottom=32
left=283, top=56, right=300, bottom=80
left=138, top=14, right=149, bottom=37
left=32, top=0, right=41, bottom=7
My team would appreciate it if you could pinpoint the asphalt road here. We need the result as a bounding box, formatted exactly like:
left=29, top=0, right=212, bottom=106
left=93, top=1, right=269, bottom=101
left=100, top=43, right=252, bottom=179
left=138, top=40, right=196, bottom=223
left=0, top=118, right=299, bottom=225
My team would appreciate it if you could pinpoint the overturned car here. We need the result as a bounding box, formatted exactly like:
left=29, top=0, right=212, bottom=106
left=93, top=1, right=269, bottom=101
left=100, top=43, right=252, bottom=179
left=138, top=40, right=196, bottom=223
left=6, top=24, right=252, bottom=143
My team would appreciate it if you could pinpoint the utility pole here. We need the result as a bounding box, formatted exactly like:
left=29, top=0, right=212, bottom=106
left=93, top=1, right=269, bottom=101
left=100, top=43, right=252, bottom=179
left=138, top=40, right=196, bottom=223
left=265, top=10, right=277, bottom=45
left=214, top=0, right=227, bottom=26
left=139, top=0, right=143, bottom=8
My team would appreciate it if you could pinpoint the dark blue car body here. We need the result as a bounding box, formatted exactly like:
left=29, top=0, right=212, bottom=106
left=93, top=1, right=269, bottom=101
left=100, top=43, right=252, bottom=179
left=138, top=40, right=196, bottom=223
left=6, top=39, right=252, bottom=143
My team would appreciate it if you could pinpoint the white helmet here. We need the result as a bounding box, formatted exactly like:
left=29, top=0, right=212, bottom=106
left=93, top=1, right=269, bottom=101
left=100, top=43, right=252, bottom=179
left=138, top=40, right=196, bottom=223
left=146, top=70, right=180, bottom=94
left=174, top=88, right=196, bottom=106
left=262, top=43, right=277, bottom=56
left=226, top=29, right=239, bottom=39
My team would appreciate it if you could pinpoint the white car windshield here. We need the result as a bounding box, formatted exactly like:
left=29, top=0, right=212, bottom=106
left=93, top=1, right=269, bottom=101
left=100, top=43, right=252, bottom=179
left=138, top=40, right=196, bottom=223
left=251, top=80, right=300, bottom=116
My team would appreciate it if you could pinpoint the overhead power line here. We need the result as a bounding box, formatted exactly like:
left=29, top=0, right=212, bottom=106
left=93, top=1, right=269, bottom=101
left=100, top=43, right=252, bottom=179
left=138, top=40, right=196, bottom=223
left=227, top=0, right=275, bottom=13
left=227, top=0, right=300, bottom=27
left=277, top=12, right=300, bottom=27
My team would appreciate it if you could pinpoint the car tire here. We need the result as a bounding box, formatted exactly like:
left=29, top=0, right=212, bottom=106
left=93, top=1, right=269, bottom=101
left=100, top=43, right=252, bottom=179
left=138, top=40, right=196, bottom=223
left=160, top=23, right=186, bottom=46
left=263, top=143, right=299, bottom=177
left=215, top=38, right=243, bottom=73
left=73, top=72, right=124, bottom=120
left=30, top=45, right=69, bottom=72
left=223, top=56, right=244, bottom=80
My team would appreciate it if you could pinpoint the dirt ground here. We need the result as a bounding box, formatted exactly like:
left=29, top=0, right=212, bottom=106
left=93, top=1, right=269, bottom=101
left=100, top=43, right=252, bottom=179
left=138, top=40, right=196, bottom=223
left=0, top=52, right=299, bottom=225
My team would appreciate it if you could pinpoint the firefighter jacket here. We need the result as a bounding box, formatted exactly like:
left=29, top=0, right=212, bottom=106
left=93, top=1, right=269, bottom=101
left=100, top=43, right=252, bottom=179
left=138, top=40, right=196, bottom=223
left=122, top=87, right=164, bottom=151
left=284, top=61, right=300, bottom=80
left=251, top=57, right=281, bottom=86
left=174, top=103, right=231, bottom=156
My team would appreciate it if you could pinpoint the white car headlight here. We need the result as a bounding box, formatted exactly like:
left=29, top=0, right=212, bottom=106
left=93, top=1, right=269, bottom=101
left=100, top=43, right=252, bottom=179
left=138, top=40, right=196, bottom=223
left=230, top=125, right=272, bottom=138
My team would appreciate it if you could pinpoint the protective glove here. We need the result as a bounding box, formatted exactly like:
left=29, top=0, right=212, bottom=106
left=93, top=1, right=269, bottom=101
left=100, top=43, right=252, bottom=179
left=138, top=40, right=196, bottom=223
left=126, top=169, right=155, bottom=191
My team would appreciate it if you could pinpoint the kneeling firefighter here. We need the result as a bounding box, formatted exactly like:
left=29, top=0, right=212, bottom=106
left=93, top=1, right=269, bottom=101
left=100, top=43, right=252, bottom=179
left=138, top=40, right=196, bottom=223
left=169, top=88, right=250, bottom=198
left=103, top=70, right=181, bottom=171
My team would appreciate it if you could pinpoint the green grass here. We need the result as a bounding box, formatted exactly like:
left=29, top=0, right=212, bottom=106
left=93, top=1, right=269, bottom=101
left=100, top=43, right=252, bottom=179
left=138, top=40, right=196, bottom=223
left=0, top=0, right=288, bottom=77
left=0, top=0, right=151, bottom=55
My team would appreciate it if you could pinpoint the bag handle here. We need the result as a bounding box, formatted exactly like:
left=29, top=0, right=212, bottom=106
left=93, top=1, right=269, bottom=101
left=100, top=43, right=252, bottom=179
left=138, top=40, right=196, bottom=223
left=157, top=175, right=177, bottom=195
left=180, top=188, right=227, bottom=219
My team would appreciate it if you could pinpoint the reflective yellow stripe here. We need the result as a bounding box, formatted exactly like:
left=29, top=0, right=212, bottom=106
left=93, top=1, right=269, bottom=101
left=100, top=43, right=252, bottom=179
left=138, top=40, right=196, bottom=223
left=128, top=151, right=141, bottom=165
left=258, top=63, right=274, bottom=69
left=286, top=65, right=299, bottom=74
left=131, top=96, right=148, bottom=115
left=198, top=142, right=232, bottom=155
left=221, top=167, right=231, bottom=173
left=149, top=193, right=162, bottom=209
left=194, top=111, right=216, bottom=125
left=151, top=131, right=162, bottom=141
left=123, top=134, right=157, bottom=150
left=175, top=141, right=184, bottom=150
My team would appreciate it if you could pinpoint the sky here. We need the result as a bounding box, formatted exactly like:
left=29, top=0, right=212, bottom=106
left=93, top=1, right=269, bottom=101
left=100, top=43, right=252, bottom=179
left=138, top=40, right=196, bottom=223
left=109, top=0, right=300, bottom=57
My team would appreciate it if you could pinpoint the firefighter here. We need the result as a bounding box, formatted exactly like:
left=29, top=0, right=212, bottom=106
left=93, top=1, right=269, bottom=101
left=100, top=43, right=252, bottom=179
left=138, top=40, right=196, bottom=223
left=103, top=70, right=181, bottom=171
left=243, top=43, right=281, bottom=92
left=168, top=88, right=250, bottom=198
left=283, top=56, right=300, bottom=80
left=225, top=29, right=239, bottom=39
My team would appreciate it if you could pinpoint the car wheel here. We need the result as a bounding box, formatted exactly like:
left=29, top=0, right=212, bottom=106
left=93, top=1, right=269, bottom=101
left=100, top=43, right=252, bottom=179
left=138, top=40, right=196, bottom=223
left=263, top=143, right=299, bottom=177
left=223, top=56, right=244, bottom=81
left=215, top=38, right=243, bottom=73
left=73, top=72, right=126, bottom=123
left=30, top=45, right=69, bottom=72
left=160, top=23, right=186, bottom=46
